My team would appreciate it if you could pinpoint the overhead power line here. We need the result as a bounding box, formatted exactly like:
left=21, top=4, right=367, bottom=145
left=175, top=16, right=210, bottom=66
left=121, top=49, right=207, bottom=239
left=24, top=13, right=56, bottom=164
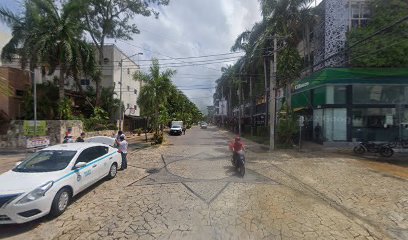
left=117, top=39, right=220, bottom=72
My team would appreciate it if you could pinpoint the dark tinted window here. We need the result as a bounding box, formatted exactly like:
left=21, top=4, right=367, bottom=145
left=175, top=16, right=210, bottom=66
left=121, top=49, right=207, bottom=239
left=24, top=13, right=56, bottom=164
left=14, top=150, right=77, bottom=172
left=93, top=146, right=109, bottom=159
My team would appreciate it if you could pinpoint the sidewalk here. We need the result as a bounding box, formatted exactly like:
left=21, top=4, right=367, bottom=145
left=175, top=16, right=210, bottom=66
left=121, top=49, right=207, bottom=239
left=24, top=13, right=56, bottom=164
left=0, top=132, right=156, bottom=174
left=220, top=127, right=408, bottom=166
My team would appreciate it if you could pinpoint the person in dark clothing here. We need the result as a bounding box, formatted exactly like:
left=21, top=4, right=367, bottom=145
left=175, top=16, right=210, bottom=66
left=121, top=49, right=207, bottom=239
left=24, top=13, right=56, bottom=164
left=76, top=132, right=85, bottom=142
left=182, top=126, right=186, bottom=135
left=314, top=123, right=322, bottom=142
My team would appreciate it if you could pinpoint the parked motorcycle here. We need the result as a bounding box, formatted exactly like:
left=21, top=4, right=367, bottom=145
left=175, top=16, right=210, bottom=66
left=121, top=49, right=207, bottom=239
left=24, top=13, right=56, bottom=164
left=353, top=141, right=394, bottom=157
left=231, top=150, right=246, bottom=177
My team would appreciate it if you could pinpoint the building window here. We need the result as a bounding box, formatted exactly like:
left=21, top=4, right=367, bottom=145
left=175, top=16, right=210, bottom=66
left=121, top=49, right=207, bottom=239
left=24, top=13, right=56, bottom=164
left=326, top=86, right=347, bottom=104
left=353, top=85, right=408, bottom=104
left=134, top=105, right=137, bottom=110
left=134, top=89, right=138, bottom=95
left=80, top=79, right=90, bottom=85
left=127, top=103, right=130, bottom=109
left=351, top=108, right=406, bottom=141
left=127, top=68, right=130, bottom=75
left=127, top=86, right=130, bottom=91
left=15, top=90, right=25, bottom=97
left=350, top=2, right=370, bottom=29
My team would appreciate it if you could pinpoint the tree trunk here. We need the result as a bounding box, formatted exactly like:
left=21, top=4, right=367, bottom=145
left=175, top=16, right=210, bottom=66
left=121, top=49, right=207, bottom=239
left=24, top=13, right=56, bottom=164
left=59, top=67, right=65, bottom=102
left=286, top=83, right=292, bottom=109
left=95, top=45, right=104, bottom=107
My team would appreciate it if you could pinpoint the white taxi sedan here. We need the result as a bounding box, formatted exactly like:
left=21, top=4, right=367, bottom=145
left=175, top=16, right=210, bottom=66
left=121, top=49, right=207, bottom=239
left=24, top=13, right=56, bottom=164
left=0, top=142, right=121, bottom=224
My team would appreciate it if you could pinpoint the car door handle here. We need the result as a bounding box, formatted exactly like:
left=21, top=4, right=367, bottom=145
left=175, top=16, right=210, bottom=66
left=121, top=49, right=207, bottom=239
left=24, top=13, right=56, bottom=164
left=109, top=157, right=112, bottom=160
left=92, top=165, right=97, bottom=168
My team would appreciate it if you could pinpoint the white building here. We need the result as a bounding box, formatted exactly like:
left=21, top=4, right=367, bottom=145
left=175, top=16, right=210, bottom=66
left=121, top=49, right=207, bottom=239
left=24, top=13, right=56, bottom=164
left=97, top=44, right=141, bottom=117
left=1, top=44, right=141, bottom=119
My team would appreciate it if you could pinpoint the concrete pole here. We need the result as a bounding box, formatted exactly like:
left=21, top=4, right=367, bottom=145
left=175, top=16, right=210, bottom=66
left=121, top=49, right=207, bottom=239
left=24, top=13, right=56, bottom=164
left=239, top=78, right=242, bottom=136
left=264, top=59, right=268, bottom=127
left=119, top=59, right=123, bottom=131
left=269, top=37, right=278, bottom=151
left=221, top=86, right=224, bottom=127
left=32, top=70, right=37, bottom=137
left=249, top=76, right=253, bottom=136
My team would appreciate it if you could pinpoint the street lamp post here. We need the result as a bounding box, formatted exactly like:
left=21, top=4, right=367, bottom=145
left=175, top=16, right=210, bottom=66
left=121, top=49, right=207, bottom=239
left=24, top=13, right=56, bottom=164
left=118, top=52, right=143, bottom=131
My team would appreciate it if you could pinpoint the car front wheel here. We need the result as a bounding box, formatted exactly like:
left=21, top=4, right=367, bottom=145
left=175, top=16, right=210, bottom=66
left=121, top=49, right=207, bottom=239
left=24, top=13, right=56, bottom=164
left=50, top=188, right=71, bottom=217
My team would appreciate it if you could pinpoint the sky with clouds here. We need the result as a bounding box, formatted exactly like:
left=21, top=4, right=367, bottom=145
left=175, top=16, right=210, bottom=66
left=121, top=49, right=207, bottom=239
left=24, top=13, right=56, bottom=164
left=0, top=0, right=322, bottom=113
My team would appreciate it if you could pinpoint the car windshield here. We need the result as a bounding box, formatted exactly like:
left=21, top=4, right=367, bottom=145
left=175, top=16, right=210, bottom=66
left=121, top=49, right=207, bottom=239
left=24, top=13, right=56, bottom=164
left=13, top=150, right=77, bottom=173
left=172, top=125, right=181, bottom=128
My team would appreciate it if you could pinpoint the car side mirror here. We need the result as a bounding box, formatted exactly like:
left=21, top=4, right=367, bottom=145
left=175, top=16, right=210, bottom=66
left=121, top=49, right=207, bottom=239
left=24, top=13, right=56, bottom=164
left=15, top=161, right=21, bottom=167
left=74, top=162, right=87, bottom=169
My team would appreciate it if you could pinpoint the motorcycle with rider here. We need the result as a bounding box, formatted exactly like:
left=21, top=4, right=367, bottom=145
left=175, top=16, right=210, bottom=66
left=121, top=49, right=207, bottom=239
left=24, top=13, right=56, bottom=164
left=229, top=137, right=246, bottom=177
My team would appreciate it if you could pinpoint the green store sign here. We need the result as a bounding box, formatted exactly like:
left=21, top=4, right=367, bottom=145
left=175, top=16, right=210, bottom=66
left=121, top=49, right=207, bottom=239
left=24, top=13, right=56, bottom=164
left=23, top=121, right=47, bottom=136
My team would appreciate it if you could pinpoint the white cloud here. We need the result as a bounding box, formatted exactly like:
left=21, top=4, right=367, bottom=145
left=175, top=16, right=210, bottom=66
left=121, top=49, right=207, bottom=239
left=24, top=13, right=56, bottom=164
left=0, top=0, right=262, bottom=113
left=108, top=0, right=262, bottom=113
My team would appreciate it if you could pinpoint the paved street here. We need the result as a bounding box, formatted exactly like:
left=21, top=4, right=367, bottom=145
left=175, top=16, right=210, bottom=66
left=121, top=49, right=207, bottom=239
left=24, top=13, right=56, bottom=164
left=0, top=126, right=407, bottom=239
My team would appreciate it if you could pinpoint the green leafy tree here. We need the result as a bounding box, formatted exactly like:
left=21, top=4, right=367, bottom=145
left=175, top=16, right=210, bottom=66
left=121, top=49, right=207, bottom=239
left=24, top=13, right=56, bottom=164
left=348, top=0, right=408, bottom=67
left=72, top=0, right=170, bottom=106
left=0, top=0, right=96, bottom=118
left=136, top=59, right=175, bottom=134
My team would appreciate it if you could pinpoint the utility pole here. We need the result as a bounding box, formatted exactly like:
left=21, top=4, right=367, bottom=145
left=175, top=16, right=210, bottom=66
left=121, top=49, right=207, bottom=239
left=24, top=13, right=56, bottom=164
left=264, top=59, right=268, bottom=127
left=249, top=76, right=253, bottom=136
left=269, top=37, right=278, bottom=151
left=221, top=86, right=224, bottom=127
left=239, top=77, right=242, bottom=136
left=119, top=59, right=123, bottom=131
left=32, top=70, right=37, bottom=137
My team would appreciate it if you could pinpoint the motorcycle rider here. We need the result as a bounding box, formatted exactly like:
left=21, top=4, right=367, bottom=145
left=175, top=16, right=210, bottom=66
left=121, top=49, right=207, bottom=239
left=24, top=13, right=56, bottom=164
left=229, top=136, right=245, bottom=165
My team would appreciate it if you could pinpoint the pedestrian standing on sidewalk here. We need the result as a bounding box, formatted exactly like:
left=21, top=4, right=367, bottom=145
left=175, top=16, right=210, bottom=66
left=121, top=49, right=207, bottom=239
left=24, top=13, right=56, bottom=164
left=76, top=132, right=85, bottom=142
left=182, top=126, right=186, bottom=135
left=116, top=135, right=128, bottom=170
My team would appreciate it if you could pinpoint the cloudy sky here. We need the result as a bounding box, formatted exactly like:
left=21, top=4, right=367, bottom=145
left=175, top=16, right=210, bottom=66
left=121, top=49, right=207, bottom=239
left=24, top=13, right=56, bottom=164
left=0, top=0, right=321, bottom=113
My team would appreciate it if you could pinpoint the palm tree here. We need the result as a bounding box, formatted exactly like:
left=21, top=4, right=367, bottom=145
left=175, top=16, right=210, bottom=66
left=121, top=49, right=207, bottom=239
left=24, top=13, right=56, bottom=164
left=0, top=0, right=96, bottom=116
left=137, top=59, right=176, bottom=134
left=228, top=0, right=315, bottom=107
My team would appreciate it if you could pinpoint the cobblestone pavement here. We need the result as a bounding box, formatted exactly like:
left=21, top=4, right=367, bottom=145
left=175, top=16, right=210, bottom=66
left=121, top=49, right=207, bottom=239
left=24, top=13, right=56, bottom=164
left=0, top=126, right=407, bottom=239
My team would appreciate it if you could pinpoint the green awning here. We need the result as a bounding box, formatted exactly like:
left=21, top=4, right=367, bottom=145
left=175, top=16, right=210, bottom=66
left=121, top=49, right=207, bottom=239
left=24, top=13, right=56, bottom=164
left=293, top=68, right=408, bottom=93
left=292, top=91, right=312, bottom=109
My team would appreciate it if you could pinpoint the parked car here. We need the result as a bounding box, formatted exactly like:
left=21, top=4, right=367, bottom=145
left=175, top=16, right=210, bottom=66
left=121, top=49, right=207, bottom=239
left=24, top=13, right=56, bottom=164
left=0, top=142, right=121, bottom=224
left=200, top=122, right=208, bottom=129
left=170, top=125, right=183, bottom=135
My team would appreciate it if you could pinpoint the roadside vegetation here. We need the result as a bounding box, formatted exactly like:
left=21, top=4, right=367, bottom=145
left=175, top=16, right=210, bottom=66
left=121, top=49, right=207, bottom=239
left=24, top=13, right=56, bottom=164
left=0, top=0, right=204, bottom=133
left=213, top=0, right=408, bottom=147
left=136, top=59, right=203, bottom=143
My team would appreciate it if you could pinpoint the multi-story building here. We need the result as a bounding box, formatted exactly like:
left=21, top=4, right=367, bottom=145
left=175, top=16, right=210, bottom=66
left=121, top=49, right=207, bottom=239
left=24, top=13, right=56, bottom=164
left=0, top=67, right=31, bottom=120
left=1, top=44, right=141, bottom=123
left=292, top=0, right=408, bottom=144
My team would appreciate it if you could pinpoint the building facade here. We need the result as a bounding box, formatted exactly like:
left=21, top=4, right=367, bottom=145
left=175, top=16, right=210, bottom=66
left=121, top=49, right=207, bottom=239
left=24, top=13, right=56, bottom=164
left=1, top=44, right=141, bottom=119
left=0, top=67, right=31, bottom=120
left=292, top=0, right=408, bottom=144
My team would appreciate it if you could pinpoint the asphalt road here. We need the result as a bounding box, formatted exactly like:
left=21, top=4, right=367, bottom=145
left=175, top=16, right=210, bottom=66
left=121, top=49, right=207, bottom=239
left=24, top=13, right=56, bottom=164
left=0, top=126, right=407, bottom=239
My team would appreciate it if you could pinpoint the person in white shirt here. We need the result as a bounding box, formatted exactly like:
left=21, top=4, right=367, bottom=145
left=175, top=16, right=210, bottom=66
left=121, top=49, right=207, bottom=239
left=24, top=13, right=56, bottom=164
left=116, top=135, right=128, bottom=170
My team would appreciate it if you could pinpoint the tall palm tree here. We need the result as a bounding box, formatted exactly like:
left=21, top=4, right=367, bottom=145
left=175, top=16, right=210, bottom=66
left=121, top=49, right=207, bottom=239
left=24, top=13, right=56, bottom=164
left=228, top=0, right=315, bottom=107
left=137, top=59, right=176, bottom=134
left=0, top=0, right=96, bottom=113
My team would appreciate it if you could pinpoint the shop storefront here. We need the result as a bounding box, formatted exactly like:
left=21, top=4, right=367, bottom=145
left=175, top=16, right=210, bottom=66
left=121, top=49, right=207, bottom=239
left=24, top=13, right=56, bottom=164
left=292, top=68, right=408, bottom=143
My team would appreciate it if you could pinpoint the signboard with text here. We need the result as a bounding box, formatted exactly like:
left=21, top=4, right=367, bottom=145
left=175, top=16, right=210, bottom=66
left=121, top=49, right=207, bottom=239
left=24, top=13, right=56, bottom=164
left=26, top=136, right=50, bottom=149
left=23, top=121, right=47, bottom=136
